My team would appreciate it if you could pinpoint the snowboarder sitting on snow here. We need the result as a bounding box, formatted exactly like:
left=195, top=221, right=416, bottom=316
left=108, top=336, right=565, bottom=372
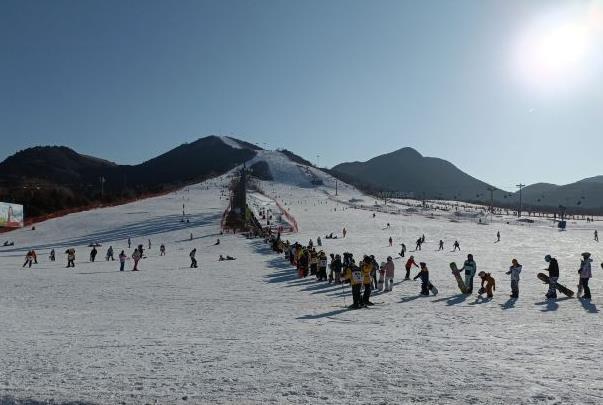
left=477, top=271, right=495, bottom=298
left=399, top=243, right=406, bottom=258
left=214, top=239, right=220, bottom=246
left=544, top=254, right=559, bottom=299
left=406, top=256, right=419, bottom=280
left=506, top=259, right=522, bottom=298
left=418, top=262, right=430, bottom=296
left=219, top=255, right=236, bottom=261
left=577, top=252, right=593, bottom=300
left=461, top=254, right=477, bottom=294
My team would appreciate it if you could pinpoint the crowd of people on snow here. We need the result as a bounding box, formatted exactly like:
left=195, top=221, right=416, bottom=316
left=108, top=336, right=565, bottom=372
left=262, top=226, right=599, bottom=309
left=19, top=232, right=239, bottom=272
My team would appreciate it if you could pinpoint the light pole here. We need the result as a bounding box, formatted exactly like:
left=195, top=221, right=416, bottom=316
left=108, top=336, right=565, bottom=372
left=516, top=183, right=525, bottom=217
left=487, top=186, right=497, bottom=218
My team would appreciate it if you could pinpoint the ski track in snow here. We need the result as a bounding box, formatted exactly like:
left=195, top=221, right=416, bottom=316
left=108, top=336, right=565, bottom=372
left=1, top=160, right=603, bottom=404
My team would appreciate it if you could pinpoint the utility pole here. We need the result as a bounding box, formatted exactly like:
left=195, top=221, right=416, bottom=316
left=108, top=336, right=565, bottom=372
left=100, top=176, right=105, bottom=200
left=487, top=186, right=497, bottom=214
left=516, top=183, right=525, bottom=217
left=487, top=186, right=497, bottom=223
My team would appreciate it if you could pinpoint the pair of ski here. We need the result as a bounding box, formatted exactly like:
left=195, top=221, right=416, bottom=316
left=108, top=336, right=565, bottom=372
left=449, top=262, right=575, bottom=298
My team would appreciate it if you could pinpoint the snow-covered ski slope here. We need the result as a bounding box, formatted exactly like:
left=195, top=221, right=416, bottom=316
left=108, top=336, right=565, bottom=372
left=1, top=148, right=603, bottom=404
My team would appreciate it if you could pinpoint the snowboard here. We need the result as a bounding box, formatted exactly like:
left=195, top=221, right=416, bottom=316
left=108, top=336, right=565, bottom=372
left=429, top=282, right=438, bottom=296
left=449, top=262, right=467, bottom=293
left=537, top=273, right=574, bottom=297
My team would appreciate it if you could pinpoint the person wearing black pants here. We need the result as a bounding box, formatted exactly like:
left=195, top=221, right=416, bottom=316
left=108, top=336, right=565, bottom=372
left=362, top=257, right=373, bottom=306
left=343, top=263, right=363, bottom=309
left=578, top=252, right=593, bottom=299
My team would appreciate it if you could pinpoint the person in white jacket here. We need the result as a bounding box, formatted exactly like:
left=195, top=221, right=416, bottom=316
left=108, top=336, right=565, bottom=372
left=506, top=258, right=522, bottom=298
left=577, top=252, right=593, bottom=299
left=384, top=256, right=395, bottom=292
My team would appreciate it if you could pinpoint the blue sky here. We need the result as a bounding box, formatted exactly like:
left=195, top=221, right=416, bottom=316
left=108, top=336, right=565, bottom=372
left=2, top=0, right=602, bottom=191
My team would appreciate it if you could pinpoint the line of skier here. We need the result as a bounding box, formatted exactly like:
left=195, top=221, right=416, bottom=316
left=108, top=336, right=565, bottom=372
left=270, top=233, right=597, bottom=307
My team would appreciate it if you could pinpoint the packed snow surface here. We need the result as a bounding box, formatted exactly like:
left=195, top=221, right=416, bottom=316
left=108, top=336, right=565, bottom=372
left=1, top=163, right=603, bottom=404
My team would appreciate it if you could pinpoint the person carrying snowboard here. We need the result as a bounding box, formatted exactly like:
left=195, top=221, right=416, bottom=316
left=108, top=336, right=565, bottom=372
left=461, top=254, right=477, bottom=294
left=405, top=256, right=419, bottom=280
left=506, top=259, right=522, bottom=298
left=477, top=271, right=495, bottom=298
left=418, top=262, right=431, bottom=296
left=544, top=255, right=559, bottom=299
left=384, top=256, right=395, bottom=292
left=577, top=252, right=593, bottom=300
left=189, top=248, right=198, bottom=268
left=118, top=250, right=127, bottom=272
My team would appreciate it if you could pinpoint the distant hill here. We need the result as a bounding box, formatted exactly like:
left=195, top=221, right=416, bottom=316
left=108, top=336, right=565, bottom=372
left=0, top=136, right=257, bottom=217
left=331, top=147, right=505, bottom=201
left=509, top=178, right=603, bottom=212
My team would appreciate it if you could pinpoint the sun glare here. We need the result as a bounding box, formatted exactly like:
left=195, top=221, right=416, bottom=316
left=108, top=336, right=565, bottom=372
left=512, top=2, right=603, bottom=95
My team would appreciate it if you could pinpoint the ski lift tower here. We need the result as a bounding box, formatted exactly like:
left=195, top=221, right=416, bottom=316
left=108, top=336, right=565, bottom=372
left=516, top=183, right=525, bottom=217
left=487, top=186, right=497, bottom=222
